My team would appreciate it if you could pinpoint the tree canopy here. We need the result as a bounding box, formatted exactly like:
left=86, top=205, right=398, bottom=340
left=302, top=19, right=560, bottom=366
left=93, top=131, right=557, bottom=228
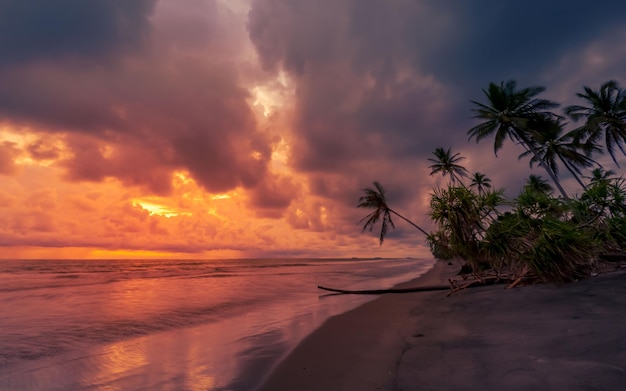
left=358, top=79, right=626, bottom=286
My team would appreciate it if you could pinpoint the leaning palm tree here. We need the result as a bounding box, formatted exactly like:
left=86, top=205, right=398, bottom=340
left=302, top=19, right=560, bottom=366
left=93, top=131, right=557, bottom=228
left=518, top=117, right=600, bottom=190
left=427, top=147, right=469, bottom=186
left=468, top=80, right=569, bottom=198
left=565, top=80, right=626, bottom=166
left=357, top=182, right=429, bottom=245
left=469, top=172, right=492, bottom=195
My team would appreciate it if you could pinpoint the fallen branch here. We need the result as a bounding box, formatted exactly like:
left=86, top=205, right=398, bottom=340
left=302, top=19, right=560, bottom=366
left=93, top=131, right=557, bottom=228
left=506, top=266, right=530, bottom=289
left=447, top=274, right=511, bottom=296
left=319, top=267, right=542, bottom=297
left=317, top=285, right=450, bottom=295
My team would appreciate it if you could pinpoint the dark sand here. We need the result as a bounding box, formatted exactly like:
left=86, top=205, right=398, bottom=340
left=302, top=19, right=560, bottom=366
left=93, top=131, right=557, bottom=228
left=258, top=260, right=626, bottom=390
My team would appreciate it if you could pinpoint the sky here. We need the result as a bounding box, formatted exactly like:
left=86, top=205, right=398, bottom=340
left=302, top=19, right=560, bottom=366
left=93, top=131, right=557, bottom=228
left=1, top=0, right=625, bottom=259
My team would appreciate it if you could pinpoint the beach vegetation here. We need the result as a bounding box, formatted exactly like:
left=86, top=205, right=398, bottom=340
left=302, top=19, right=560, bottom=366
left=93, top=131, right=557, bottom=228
left=358, top=79, right=626, bottom=288
left=469, top=172, right=491, bottom=195
left=427, top=147, right=469, bottom=186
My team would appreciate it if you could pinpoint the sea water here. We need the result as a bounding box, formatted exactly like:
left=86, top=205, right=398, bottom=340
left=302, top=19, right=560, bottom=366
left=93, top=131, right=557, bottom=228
left=0, top=258, right=434, bottom=391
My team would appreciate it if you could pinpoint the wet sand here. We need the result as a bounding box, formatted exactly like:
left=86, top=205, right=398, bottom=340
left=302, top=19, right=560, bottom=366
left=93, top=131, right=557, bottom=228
left=258, top=260, right=626, bottom=390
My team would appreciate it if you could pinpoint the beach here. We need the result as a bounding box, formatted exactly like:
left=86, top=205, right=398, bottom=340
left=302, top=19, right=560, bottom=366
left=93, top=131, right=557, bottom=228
left=259, top=260, right=626, bottom=390
left=0, top=258, right=434, bottom=391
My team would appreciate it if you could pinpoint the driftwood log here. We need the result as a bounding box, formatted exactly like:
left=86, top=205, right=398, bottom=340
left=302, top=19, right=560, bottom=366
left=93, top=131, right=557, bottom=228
left=319, top=275, right=510, bottom=296
left=318, top=267, right=543, bottom=296
left=317, top=285, right=450, bottom=295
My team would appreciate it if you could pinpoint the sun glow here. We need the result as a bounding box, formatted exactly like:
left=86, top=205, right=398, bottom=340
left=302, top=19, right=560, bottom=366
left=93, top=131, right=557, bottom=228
left=251, top=70, right=293, bottom=118
left=173, top=171, right=193, bottom=185
left=320, top=206, right=328, bottom=225
left=0, top=126, right=34, bottom=145
left=0, top=126, right=70, bottom=167
left=270, top=138, right=291, bottom=172
left=211, top=194, right=231, bottom=200
left=132, top=199, right=191, bottom=218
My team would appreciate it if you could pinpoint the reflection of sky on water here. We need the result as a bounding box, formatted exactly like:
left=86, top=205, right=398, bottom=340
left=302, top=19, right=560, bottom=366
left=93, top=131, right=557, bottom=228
left=0, top=258, right=434, bottom=390
left=2, top=295, right=371, bottom=390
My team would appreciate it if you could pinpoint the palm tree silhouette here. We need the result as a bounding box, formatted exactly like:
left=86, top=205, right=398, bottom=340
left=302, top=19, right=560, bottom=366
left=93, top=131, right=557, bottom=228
left=524, top=175, right=553, bottom=194
left=587, top=167, right=616, bottom=185
left=469, top=172, right=492, bottom=195
left=427, top=147, right=469, bottom=186
left=518, top=117, right=599, bottom=190
left=565, top=80, right=626, bottom=166
left=357, top=182, right=429, bottom=245
left=468, top=80, right=569, bottom=198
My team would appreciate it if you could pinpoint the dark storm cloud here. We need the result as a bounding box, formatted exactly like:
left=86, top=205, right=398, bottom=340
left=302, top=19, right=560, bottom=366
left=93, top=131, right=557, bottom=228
left=0, top=0, right=156, bottom=67
left=0, top=64, right=128, bottom=132
left=36, top=56, right=270, bottom=195
left=248, top=0, right=455, bottom=175
left=413, top=1, right=626, bottom=98
left=248, top=0, right=626, bottom=165
left=0, top=0, right=274, bottom=196
left=247, top=174, right=299, bottom=218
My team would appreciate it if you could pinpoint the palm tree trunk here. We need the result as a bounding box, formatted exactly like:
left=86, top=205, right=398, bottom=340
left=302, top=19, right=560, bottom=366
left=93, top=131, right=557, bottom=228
left=558, top=155, right=587, bottom=190
left=517, top=133, right=570, bottom=199
left=538, top=158, right=570, bottom=199
left=389, top=209, right=430, bottom=236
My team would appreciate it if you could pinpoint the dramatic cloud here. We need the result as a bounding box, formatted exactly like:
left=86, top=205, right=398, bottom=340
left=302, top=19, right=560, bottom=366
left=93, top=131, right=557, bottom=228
left=247, top=0, right=626, bottom=195
left=0, top=0, right=273, bottom=196
left=1, top=0, right=625, bottom=258
left=0, top=141, right=20, bottom=175
left=0, top=0, right=156, bottom=67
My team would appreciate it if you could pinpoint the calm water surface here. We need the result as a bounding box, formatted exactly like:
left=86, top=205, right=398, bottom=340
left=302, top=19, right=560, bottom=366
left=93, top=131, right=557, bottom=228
left=0, top=258, right=434, bottom=390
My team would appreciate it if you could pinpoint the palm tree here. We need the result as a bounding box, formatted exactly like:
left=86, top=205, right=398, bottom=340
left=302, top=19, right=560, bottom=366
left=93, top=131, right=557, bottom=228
left=518, top=117, right=600, bottom=190
left=357, top=182, right=429, bottom=245
left=427, top=147, right=469, bottom=185
left=565, top=80, right=626, bottom=166
left=524, top=175, right=553, bottom=194
left=587, top=167, right=616, bottom=185
left=468, top=80, right=569, bottom=198
left=469, top=172, right=492, bottom=195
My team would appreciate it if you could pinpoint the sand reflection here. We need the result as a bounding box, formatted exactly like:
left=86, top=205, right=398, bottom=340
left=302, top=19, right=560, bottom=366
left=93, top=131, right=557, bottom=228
left=87, top=341, right=149, bottom=390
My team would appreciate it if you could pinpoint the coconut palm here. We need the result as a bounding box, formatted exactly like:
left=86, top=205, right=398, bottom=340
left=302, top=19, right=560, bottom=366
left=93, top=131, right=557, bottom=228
left=587, top=167, right=616, bottom=185
left=565, top=80, right=626, bottom=166
left=524, top=175, right=553, bottom=194
left=518, top=117, right=600, bottom=190
left=357, top=182, right=428, bottom=245
left=468, top=80, right=569, bottom=198
left=427, top=147, right=469, bottom=186
left=469, top=172, right=492, bottom=195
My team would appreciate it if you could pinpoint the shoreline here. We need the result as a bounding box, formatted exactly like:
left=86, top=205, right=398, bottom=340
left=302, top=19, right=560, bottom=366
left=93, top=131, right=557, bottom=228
left=257, top=259, right=457, bottom=391
left=257, top=260, right=626, bottom=390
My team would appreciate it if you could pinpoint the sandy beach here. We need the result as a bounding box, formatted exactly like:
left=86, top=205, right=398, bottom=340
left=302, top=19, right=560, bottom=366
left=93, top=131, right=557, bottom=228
left=258, top=260, right=626, bottom=390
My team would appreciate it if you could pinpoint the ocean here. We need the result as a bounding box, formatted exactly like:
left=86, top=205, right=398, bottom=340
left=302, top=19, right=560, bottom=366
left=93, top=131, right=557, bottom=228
left=0, top=257, right=434, bottom=391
